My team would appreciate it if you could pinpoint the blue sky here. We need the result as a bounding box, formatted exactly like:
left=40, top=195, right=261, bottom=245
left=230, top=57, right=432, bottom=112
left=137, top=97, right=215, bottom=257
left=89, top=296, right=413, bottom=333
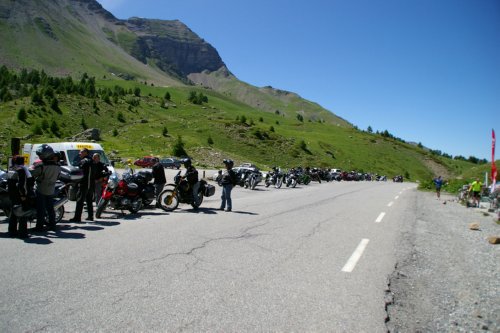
left=97, top=0, right=499, bottom=160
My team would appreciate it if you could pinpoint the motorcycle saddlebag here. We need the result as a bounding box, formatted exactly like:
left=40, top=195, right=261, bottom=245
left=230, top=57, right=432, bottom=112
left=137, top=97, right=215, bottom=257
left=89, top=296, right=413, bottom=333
left=204, top=184, right=216, bottom=197
left=59, top=166, right=84, bottom=182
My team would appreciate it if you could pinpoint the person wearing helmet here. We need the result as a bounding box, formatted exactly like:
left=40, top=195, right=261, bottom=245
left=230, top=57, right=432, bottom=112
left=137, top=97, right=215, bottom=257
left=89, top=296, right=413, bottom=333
left=7, top=155, right=34, bottom=238
left=182, top=158, right=199, bottom=204
left=151, top=157, right=166, bottom=207
left=219, top=159, right=237, bottom=212
left=70, top=148, right=94, bottom=222
left=30, top=144, right=61, bottom=231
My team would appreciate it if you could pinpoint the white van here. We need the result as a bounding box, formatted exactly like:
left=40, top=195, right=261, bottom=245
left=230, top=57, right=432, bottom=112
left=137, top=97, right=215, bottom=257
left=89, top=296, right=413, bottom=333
left=23, top=142, right=115, bottom=200
left=23, top=142, right=113, bottom=169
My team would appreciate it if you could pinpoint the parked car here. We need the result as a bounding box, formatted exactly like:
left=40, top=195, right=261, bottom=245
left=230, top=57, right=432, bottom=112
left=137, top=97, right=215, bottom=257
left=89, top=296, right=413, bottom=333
left=160, top=158, right=181, bottom=169
left=134, top=156, right=156, bottom=168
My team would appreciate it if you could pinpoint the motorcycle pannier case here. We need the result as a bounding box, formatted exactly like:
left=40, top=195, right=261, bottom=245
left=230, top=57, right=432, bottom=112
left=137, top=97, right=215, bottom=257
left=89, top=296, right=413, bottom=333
left=59, top=166, right=84, bottom=182
left=204, top=184, right=215, bottom=197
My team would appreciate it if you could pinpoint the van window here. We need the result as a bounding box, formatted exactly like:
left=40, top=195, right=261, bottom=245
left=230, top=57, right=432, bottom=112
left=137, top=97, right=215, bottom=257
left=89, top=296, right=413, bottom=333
left=67, top=150, right=110, bottom=166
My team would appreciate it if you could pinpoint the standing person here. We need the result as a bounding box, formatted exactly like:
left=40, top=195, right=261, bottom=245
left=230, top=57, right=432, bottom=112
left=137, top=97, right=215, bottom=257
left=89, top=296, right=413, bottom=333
left=151, top=158, right=166, bottom=207
left=92, top=153, right=108, bottom=204
left=219, top=159, right=237, bottom=212
left=70, top=148, right=94, bottom=222
left=433, top=176, right=444, bottom=199
left=125, top=159, right=134, bottom=175
left=7, top=155, right=34, bottom=238
left=30, top=144, right=61, bottom=231
left=469, top=178, right=483, bottom=207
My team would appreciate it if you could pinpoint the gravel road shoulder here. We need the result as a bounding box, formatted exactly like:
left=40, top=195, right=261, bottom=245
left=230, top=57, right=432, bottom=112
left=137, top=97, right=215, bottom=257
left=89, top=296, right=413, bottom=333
left=386, top=191, right=499, bottom=332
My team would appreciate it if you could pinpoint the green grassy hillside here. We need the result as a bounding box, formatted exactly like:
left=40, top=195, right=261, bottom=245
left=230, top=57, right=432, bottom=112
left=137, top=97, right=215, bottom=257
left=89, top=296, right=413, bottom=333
left=0, top=68, right=478, bottom=183
left=0, top=0, right=179, bottom=86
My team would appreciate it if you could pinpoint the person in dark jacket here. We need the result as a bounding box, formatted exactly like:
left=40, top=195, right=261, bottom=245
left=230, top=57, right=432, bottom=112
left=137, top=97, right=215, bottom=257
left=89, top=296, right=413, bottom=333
left=70, top=148, right=94, bottom=222
left=30, top=145, right=61, bottom=231
left=218, top=159, right=237, bottom=212
left=151, top=158, right=166, bottom=207
left=91, top=153, right=109, bottom=204
left=182, top=158, right=199, bottom=203
left=7, top=155, right=34, bottom=238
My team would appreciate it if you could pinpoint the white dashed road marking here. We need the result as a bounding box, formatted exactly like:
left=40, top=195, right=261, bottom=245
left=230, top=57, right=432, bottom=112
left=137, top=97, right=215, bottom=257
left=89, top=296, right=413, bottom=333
left=342, top=239, right=370, bottom=273
left=375, top=212, right=386, bottom=223
left=387, top=201, right=394, bottom=207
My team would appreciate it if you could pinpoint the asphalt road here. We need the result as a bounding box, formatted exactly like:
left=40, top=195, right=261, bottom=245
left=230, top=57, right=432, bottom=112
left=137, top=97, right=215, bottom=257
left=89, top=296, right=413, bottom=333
left=0, top=179, right=415, bottom=332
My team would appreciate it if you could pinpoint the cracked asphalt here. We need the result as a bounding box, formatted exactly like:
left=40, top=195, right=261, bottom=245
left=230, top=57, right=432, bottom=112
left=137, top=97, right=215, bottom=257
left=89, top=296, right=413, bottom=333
left=0, top=179, right=416, bottom=332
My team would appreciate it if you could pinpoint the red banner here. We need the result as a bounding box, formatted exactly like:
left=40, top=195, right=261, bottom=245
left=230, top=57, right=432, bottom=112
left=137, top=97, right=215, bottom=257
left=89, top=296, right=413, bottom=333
left=493, top=129, right=497, bottom=189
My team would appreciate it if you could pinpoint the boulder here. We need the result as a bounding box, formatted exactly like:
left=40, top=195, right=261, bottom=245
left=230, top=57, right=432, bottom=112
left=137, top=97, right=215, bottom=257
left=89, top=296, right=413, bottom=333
left=69, top=128, right=101, bottom=141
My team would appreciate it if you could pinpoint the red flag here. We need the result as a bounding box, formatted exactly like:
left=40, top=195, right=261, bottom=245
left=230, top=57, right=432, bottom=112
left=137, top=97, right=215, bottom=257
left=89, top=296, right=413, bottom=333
left=493, top=129, right=497, bottom=190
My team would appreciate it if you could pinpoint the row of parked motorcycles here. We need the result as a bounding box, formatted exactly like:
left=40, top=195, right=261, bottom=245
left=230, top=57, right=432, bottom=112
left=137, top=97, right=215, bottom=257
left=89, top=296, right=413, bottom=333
left=0, top=165, right=217, bottom=226
left=96, top=169, right=215, bottom=217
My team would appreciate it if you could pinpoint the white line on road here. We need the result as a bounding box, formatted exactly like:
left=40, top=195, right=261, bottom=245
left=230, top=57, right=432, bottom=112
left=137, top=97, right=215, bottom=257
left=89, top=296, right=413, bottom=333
left=395, top=195, right=399, bottom=200
left=387, top=201, right=394, bottom=207
left=375, top=212, right=386, bottom=223
left=341, top=239, right=370, bottom=273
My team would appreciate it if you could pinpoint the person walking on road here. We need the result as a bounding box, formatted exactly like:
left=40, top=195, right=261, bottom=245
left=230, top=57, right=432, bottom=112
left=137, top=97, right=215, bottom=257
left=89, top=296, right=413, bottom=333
left=433, top=176, right=444, bottom=199
left=469, top=178, right=483, bottom=207
left=151, top=158, right=166, bottom=207
left=70, top=148, right=94, bottom=222
left=218, top=159, right=237, bottom=212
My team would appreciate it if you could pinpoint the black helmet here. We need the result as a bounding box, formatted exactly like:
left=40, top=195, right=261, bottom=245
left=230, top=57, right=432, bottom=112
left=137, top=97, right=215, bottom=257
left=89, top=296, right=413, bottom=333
left=182, top=158, right=192, bottom=167
left=36, top=144, right=55, bottom=160
left=223, top=159, right=234, bottom=167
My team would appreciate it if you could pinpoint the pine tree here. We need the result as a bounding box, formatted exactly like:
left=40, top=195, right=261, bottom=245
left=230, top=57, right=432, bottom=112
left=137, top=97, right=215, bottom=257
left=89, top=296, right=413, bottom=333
left=17, top=107, right=27, bottom=122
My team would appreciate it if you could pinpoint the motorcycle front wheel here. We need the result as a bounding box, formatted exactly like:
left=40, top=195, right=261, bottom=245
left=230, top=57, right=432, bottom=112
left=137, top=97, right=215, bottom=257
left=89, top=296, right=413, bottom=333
left=275, top=177, right=283, bottom=189
left=55, top=205, right=64, bottom=223
left=96, top=199, right=109, bottom=218
left=158, top=189, right=179, bottom=211
left=250, top=177, right=257, bottom=190
left=129, top=198, right=143, bottom=214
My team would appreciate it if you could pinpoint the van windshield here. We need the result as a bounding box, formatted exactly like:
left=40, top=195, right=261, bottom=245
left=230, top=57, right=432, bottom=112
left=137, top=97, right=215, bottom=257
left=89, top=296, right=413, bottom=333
left=67, top=150, right=110, bottom=167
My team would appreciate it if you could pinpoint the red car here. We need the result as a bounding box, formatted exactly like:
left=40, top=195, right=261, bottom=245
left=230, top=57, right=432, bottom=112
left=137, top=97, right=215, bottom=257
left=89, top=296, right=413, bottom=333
left=133, top=156, right=156, bottom=168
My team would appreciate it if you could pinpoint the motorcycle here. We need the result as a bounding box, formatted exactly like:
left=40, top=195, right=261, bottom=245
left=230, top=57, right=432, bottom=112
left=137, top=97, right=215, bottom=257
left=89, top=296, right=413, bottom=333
left=284, top=169, right=298, bottom=188
left=0, top=173, right=68, bottom=226
left=265, top=168, right=284, bottom=188
left=128, top=170, right=156, bottom=206
left=95, top=171, right=143, bottom=217
left=235, top=169, right=259, bottom=190
left=393, top=175, right=404, bottom=182
left=158, top=170, right=215, bottom=211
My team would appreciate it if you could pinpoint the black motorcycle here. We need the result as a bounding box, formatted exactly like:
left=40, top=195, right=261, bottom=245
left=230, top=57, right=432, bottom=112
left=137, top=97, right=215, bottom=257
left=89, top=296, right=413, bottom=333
left=235, top=169, right=259, bottom=190
left=265, top=169, right=284, bottom=188
left=127, top=170, right=156, bottom=206
left=284, top=169, right=298, bottom=188
left=0, top=173, right=68, bottom=225
left=158, top=170, right=215, bottom=211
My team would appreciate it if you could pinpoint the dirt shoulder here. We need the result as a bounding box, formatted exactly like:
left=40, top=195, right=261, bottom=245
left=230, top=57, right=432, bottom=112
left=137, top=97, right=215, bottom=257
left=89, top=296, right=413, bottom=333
left=385, top=192, right=499, bottom=332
